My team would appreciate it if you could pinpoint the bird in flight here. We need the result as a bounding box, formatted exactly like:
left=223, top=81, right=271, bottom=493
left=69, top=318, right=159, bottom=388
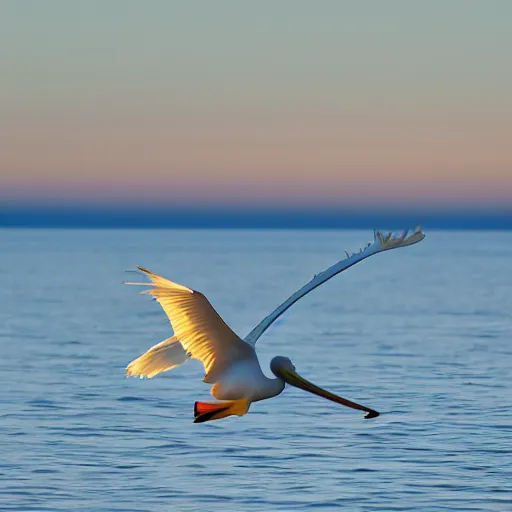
left=125, top=227, right=425, bottom=423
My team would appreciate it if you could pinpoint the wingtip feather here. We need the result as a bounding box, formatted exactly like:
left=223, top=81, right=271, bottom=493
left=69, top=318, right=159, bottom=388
left=373, top=226, right=425, bottom=252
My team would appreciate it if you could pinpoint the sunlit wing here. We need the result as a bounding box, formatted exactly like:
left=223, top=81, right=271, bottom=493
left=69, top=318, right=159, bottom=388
left=243, top=226, right=425, bottom=346
left=126, top=335, right=190, bottom=378
left=126, top=266, right=254, bottom=382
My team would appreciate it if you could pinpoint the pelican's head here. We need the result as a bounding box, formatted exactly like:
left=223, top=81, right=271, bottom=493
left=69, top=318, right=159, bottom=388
left=270, top=355, right=379, bottom=419
left=270, top=356, right=295, bottom=376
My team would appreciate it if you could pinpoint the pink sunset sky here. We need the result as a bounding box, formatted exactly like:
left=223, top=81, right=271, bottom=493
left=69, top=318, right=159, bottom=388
left=1, top=2, right=511, bottom=210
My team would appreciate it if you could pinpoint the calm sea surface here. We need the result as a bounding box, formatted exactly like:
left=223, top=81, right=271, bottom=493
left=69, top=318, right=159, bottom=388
left=1, top=229, right=511, bottom=511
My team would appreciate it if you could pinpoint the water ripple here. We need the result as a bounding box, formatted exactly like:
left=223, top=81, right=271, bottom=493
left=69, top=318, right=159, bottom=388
left=1, top=229, right=511, bottom=511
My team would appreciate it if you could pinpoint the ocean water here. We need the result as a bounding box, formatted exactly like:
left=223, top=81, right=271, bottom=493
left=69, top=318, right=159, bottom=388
left=1, top=228, right=511, bottom=512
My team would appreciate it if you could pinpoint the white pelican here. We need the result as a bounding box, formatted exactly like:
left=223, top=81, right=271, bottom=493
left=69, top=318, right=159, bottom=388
left=125, top=227, right=425, bottom=423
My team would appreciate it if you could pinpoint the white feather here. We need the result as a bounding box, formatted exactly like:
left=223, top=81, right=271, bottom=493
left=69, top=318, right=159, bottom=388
left=125, top=336, right=189, bottom=378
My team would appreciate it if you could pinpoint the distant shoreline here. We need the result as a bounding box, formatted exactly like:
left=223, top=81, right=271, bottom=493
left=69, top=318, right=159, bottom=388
left=1, top=207, right=511, bottom=230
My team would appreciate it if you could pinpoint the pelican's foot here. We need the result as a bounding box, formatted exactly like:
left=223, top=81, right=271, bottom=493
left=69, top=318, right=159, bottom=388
left=193, top=399, right=249, bottom=423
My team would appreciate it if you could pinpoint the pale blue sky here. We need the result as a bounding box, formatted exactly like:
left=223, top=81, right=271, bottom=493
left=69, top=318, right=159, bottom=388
left=1, top=1, right=511, bottom=207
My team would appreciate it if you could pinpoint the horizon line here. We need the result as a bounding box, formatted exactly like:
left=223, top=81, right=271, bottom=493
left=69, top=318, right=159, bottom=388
left=1, top=205, right=511, bottom=230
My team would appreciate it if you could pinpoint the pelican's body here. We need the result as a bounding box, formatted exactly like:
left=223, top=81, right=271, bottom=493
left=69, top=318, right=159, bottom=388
left=125, top=227, right=425, bottom=423
left=211, top=358, right=284, bottom=402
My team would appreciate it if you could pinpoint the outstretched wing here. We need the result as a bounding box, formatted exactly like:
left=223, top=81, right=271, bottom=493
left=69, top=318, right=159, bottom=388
left=244, top=227, right=425, bottom=346
left=126, top=266, right=254, bottom=383
left=126, top=335, right=190, bottom=379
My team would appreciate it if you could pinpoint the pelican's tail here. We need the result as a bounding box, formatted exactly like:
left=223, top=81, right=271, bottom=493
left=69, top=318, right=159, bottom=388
left=193, top=399, right=250, bottom=423
left=126, top=336, right=190, bottom=378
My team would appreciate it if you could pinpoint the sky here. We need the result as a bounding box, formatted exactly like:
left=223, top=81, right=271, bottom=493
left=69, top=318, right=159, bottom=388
left=1, top=1, right=511, bottom=214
